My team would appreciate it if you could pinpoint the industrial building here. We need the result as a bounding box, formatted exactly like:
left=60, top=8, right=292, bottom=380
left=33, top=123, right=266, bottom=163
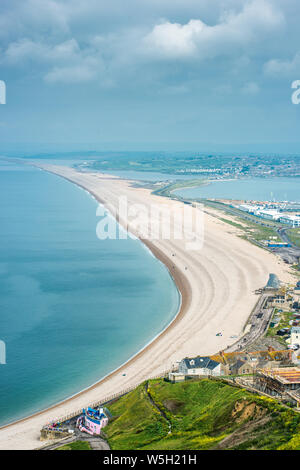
left=237, top=204, right=300, bottom=227
left=279, top=215, right=300, bottom=227
left=239, top=204, right=260, bottom=214
left=258, top=209, right=281, bottom=221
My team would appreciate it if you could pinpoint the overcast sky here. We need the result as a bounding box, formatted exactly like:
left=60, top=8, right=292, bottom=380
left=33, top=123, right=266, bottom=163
left=0, top=0, right=300, bottom=152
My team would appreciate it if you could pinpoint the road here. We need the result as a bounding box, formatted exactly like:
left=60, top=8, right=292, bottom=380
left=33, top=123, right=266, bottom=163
left=225, top=293, right=274, bottom=353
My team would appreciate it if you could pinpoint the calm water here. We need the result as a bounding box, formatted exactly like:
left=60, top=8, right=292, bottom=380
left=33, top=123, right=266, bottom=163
left=176, top=178, right=300, bottom=202
left=0, top=161, right=179, bottom=425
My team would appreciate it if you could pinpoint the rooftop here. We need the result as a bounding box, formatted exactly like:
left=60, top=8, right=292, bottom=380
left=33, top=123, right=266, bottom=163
left=211, top=349, right=290, bottom=365
left=262, top=368, right=300, bottom=384
left=183, top=356, right=220, bottom=370
left=280, top=215, right=300, bottom=221
left=259, top=209, right=280, bottom=215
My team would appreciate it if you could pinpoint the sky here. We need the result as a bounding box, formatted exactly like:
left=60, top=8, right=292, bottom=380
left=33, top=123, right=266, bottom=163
left=0, top=0, right=300, bottom=152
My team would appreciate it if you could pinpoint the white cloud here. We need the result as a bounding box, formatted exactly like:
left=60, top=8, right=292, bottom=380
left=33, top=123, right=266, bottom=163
left=0, top=0, right=292, bottom=87
left=3, top=37, right=105, bottom=84
left=264, top=52, right=300, bottom=77
left=45, top=63, right=96, bottom=83
left=24, top=0, right=69, bottom=32
left=144, top=20, right=205, bottom=58
left=143, top=0, right=284, bottom=60
left=0, top=0, right=69, bottom=40
left=5, top=38, right=80, bottom=64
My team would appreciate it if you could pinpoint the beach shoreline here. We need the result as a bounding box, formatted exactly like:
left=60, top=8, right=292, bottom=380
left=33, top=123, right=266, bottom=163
left=0, top=243, right=189, bottom=433
left=0, top=165, right=190, bottom=431
left=0, top=163, right=295, bottom=449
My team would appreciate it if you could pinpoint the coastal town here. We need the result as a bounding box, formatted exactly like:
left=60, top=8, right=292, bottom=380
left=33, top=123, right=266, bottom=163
left=86, top=153, right=300, bottom=180
left=0, top=161, right=299, bottom=451
left=0, top=157, right=298, bottom=451
left=37, top=274, right=300, bottom=450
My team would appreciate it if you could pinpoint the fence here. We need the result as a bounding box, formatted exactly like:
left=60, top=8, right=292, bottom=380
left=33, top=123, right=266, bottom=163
left=45, top=369, right=172, bottom=427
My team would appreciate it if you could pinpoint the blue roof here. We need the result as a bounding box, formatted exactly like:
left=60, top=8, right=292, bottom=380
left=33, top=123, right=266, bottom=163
left=83, top=407, right=106, bottom=424
left=183, top=356, right=220, bottom=370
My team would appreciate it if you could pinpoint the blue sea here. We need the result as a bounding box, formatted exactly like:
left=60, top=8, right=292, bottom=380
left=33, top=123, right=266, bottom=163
left=0, top=160, right=179, bottom=426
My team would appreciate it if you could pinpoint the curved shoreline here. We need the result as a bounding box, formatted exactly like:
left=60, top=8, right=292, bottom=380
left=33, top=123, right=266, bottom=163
left=0, top=164, right=296, bottom=449
left=0, top=167, right=191, bottom=431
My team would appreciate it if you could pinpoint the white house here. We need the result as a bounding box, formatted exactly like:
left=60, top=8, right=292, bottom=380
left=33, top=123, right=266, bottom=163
left=291, top=327, right=300, bottom=347
left=178, top=356, right=222, bottom=377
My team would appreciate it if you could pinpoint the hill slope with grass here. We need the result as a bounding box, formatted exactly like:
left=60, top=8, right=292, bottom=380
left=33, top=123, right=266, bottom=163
left=104, top=378, right=300, bottom=450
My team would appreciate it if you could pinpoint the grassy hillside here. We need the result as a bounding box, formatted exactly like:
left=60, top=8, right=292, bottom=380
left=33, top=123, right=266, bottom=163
left=57, top=441, right=92, bottom=450
left=104, top=378, right=300, bottom=450
left=287, top=228, right=300, bottom=248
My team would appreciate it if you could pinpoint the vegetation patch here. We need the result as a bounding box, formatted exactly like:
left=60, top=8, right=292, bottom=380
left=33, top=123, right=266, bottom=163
left=104, top=378, right=300, bottom=450
left=152, top=179, right=205, bottom=198
left=56, top=440, right=92, bottom=451
left=163, top=399, right=184, bottom=413
left=266, top=308, right=294, bottom=345
left=287, top=228, right=300, bottom=248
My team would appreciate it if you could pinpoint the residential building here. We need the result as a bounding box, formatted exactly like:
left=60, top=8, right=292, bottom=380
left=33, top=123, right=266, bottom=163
left=178, top=356, right=222, bottom=377
left=291, top=327, right=300, bottom=347
left=229, top=359, right=255, bottom=375
left=267, top=288, right=293, bottom=309
left=211, top=348, right=293, bottom=375
left=76, top=407, right=108, bottom=435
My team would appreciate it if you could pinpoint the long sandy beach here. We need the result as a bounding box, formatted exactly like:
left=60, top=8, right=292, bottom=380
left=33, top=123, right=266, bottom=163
left=0, top=164, right=295, bottom=450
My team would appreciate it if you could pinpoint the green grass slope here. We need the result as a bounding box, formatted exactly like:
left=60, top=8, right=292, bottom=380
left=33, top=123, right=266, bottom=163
left=104, top=378, right=300, bottom=450
left=56, top=440, right=92, bottom=450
